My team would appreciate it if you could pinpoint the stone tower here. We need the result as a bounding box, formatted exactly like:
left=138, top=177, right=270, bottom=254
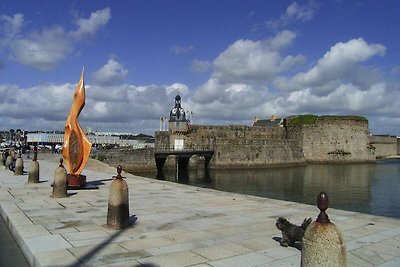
left=169, top=95, right=189, bottom=150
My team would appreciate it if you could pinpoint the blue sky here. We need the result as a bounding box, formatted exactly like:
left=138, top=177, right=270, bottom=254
left=1, top=0, right=400, bottom=135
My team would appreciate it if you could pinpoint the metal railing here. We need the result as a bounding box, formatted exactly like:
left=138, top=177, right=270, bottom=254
left=155, top=144, right=214, bottom=152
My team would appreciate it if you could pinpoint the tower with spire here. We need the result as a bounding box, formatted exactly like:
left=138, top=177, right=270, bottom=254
left=167, top=95, right=190, bottom=150
left=169, top=95, right=189, bottom=134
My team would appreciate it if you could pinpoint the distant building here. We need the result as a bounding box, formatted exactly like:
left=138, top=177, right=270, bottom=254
left=27, top=133, right=64, bottom=143
left=26, top=132, right=153, bottom=149
left=252, top=115, right=284, bottom=127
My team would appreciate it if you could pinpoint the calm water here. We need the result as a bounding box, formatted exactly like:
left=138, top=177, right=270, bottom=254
left=131, top=159, right=400, bottom=218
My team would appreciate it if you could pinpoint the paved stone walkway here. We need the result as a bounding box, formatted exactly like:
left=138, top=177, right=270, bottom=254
left=1, top=153, right=400, bottom=266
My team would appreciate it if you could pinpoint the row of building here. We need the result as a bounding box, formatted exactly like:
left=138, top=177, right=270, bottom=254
left=0, top=131, right=154, bottom=150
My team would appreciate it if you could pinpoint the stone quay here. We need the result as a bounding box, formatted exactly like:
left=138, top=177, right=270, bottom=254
left=1, top=153, right=400, bottom=266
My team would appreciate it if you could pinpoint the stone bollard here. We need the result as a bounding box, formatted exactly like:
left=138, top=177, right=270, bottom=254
left=28, top=149, right=39, bottom=183
left=14, top=152, right=24, bottom=175
left=301, top=192, right=346, bottom=267
left=10, top=148, right=15, bottom=159
left=5, top=155, right=12, bottom=170
left=107, top=165, right=131, bottom=229
left=52, top=158, right=68, bottom=198
left=0, top=152, right=5, bottom=167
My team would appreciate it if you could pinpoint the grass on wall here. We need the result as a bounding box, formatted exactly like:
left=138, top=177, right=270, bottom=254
left=286, top=114, right=367, bottom=126
left=286, top=115, right=319, bottom=126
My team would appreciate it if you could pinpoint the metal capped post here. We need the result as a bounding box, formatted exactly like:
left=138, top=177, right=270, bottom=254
left=106, top=165, right=131, bottom=229
left=301, top=192, right=346, bottom=266
left=5, top=154, right=12, bottom=170
left=14, top=151, right=24, bottom=175
left=317, top=191, right=330, bottom=223
left=0, top=152, right=5, bottom=167
left=28, top=147, right=39, bottom=183
left=52, top=158, right=68, bottom=198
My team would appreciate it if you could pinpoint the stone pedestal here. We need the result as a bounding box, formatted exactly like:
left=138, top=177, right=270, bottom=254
left=5, top=155, right=12, bottom=170
left=107, top=165, right=131, bottom=229
left=301, top=192, right=346, bottom=267
left=67, top=174, right=87, bottom=189
left=14, top=156, right=24, bottom=175
left=52, top=159, right=68, bottom=198
left=28, top=160, right=40, bottom=183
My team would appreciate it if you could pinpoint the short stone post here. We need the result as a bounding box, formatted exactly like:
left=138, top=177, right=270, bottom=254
left=10, top=148, right=15, bottom=159
left=14, top=152, right=24, bottom=175
left=52, top=158, right=68, bottom=198
left=28, top=148, right=39, bottom=183
left=107, top=165, right=130, bottom=229
left=0, top=152, right=5, bottom=167
left=5, top=155, right=12, bottom=170
left=301, top=192, right=346, bottom=267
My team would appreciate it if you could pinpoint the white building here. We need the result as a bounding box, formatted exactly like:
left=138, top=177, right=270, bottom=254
left=26, top=132, right=153, bottom=149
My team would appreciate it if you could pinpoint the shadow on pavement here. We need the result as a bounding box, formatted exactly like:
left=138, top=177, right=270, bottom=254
left=66, top=215, right=138, bottom=267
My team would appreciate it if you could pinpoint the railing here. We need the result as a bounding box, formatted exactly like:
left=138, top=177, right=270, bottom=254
left=155, top=144, right=214, bottom=152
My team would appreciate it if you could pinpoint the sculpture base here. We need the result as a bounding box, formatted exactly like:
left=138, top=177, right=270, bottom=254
left=67, top=174, right=86, bottom=189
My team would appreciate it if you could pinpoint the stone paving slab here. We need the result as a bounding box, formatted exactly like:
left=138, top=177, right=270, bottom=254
left=1, top=153, right=400, bottom=266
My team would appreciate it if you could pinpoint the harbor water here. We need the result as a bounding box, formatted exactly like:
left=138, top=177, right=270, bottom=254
left=131, top=159, right=400, bottom=218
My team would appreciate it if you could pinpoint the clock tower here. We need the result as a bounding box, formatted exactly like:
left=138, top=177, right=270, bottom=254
left=169, top=95, right=187, bottom=122
left=169, top=95, right=189, bottom=150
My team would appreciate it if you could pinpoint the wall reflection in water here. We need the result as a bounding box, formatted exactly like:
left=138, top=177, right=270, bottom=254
left=131, top=160, right=400, bottom=218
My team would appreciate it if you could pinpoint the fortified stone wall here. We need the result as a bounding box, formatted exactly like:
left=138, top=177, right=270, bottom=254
left=183, top=124, right=287, bottom=149
left=179, top=125, right=305, bottom=168
left=369, top=135, right=398, bottom=158
left=92, top=148, right=156, bottom=171
left=93, top=117, right=380, bottom=171
left=212, top=140, right=305, bottom=168
left=287, top=118, right=375, bottom=163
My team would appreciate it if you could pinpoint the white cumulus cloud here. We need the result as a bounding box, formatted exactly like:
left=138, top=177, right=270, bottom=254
left=281, top=38, right=386, bottom=92
left=92, top=58, right=129, bottom=86
left=0, top=13, right=24, bottom=40
left=0, top=31, right=399, bottom=135
left=188, top=34, right=399, bottom=136
left=190, top=60, right=212, bottom=73
left=71, top=7, right=111, bottom=39
left=212, top=31, right=303, bottom=83
left=166, top=83, right=189, bottom=96
left=267, top=1, right=320, bottom=29
left=193, top=31, right=303, bottom=105
left=10, top=26, right=72, bottom=70
left=170, top=45, right=194, bottom=55
left=0, top=8, right=111, bottom=70
left=0, top=78, right=183, bottom=133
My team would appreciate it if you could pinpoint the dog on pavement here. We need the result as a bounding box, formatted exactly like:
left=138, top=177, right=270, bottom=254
left=275, top=217, right=312, bottom=247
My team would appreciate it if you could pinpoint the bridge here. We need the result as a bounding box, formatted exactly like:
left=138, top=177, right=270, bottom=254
left=154, top=148, right=214, bottom=173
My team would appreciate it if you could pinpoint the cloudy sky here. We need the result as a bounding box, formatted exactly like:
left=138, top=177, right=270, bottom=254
left=1, top=1, right=399, bottom=135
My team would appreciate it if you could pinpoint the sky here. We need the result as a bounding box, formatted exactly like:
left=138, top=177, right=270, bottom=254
left=0, top=0, right=400, bottom=135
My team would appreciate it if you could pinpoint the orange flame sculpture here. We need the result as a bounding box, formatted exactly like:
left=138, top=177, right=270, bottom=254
left=62, top=68, right=92, bottom=176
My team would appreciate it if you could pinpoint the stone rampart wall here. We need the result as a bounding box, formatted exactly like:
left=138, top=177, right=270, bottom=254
left=155, top=124, right=305, bottom=168
left=94, top=117, right=380, bottom=171
left=398, top=139, right=400, bottom=155
left=183, top=125, right=304, bottom=168
left=287, top=118, right=375, bottom=163
left=369, top=135, right=398, bottom=158
left=211, top=140, right=305, bottom=168
left=181, top=124, right=287, bottom=151
left=92, top=148, right=156, bottom=171
left=189, top=124, right=287, bottom=142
